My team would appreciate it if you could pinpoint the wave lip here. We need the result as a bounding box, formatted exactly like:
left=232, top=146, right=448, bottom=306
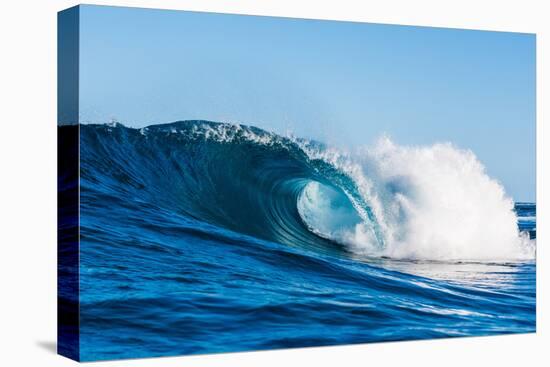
left=79, top=120, right=535, bottom=262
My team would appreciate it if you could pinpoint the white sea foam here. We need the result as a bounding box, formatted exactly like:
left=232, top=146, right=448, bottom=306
left=298, top=136, right=535, bottom=261
left=192, top=122, right=277, bottom=145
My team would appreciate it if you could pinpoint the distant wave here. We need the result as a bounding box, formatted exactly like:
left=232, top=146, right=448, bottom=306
left=79, top=121, right=535, bottom=262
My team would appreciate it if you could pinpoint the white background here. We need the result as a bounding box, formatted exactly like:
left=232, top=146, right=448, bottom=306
left=0, top=0, right=547, bottom=366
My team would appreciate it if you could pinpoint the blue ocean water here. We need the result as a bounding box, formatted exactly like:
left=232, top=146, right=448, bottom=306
left=75, top=121, right=536, bottom=361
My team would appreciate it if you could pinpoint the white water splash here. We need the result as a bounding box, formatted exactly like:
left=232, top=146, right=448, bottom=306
left=299, top=136, right=535, bottom=261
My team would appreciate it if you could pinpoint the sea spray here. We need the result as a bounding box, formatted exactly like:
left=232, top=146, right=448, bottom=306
left=296, top=138, right=535, bottom=261
left=355, top=137, right=534, bottom=260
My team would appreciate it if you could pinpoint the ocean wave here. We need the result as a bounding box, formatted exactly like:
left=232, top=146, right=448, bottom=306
left=79, top=120, right=535, bottom=262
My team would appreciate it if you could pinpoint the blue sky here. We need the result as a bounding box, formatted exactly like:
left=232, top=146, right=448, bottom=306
left=78, top=5, right=536, bottom=201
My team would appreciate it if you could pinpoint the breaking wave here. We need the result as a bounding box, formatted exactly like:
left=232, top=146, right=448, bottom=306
left=79, top=120, right=535, bottom=262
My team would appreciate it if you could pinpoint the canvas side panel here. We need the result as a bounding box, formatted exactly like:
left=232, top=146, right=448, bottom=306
left=57, top=5, right=80, bottom=362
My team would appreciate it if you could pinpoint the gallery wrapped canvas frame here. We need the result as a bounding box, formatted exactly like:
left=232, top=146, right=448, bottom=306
left=58, top=4, right=536, bottom=362
left=58, top=5, right=79, bottom=361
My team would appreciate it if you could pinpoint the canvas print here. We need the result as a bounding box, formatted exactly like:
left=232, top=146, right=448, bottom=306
left=58, top=5, right=536, bottom=362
